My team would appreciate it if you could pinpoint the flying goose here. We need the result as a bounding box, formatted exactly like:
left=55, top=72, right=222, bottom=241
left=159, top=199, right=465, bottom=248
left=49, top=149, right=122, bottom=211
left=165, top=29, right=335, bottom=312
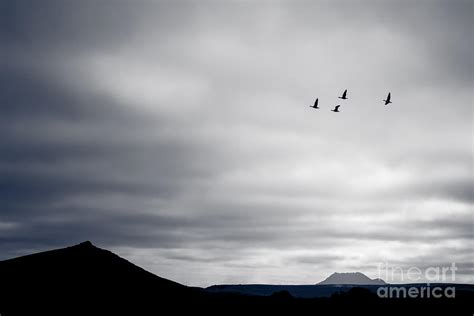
left=310, top=98, right=319, bottom=109
left=331, top=105, right=341, bottom=112
left=338, top=89, right=348, bottom=100
left=383, top=92, right=392, bottom=105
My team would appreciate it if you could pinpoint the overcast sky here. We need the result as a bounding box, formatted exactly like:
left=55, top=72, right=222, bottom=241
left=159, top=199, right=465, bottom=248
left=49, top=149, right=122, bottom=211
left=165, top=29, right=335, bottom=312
left=1, top=0, right=473, bottom=286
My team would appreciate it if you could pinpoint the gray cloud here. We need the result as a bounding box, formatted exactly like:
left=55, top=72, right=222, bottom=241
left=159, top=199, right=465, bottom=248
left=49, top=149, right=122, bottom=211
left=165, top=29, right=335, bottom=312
left=0, top=0, right=472, bottom=286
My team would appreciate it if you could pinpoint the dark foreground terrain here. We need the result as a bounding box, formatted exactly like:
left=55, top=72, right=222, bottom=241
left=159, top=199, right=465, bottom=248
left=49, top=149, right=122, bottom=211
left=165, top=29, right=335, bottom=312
left=0, top=241, right=472, bottom=315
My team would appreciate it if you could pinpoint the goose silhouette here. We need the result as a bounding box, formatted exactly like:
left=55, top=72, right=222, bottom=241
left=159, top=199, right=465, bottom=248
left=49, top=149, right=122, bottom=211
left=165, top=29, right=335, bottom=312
left=338, top=89, right=348, bottom=100
left=383, top=92, right=392, bottom=105
left=310, top=98, right=319, bottom=109
left=331, top=105, right=341, bottom=112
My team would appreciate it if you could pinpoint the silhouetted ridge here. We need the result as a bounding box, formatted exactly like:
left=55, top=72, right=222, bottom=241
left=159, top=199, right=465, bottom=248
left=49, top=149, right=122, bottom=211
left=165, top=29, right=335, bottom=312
left=0, top=241, right=200, bottom=315
left=0, top=240, right=186, bottom=289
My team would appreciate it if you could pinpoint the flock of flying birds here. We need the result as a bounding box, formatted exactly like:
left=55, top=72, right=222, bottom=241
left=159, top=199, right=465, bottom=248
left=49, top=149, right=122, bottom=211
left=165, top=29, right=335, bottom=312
left=310, top=90, right=392, bottom=112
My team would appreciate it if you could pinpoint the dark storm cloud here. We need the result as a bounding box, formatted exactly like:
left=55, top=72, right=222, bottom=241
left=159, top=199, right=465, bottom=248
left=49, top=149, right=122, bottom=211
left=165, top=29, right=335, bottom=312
left=0, top=0, right=472, bottom=285
left=0, top=69, right=184, bottom=205
left=1, top=0, right=143, bottom=51
left=1, top=66, right=85, bottom=120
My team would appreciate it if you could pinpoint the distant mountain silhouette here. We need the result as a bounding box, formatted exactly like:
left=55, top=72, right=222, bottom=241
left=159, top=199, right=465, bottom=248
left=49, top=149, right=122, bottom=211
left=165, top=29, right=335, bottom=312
left=318, top=272, right=386, bottom=285
left=1, top=241, right=472, bottom=316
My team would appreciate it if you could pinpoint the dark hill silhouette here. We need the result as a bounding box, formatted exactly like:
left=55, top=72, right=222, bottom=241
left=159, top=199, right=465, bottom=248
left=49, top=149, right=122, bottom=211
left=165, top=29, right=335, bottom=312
left=0, top=241, right=185, bottom=290
left=0, top=241, right=202, bottom=315
left=1, top=241, right=473, bottom=316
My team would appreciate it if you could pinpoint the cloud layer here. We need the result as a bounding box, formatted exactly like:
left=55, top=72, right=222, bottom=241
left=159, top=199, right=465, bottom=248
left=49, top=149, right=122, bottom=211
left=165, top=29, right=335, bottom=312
left=1, top=1, right=472, bottom=286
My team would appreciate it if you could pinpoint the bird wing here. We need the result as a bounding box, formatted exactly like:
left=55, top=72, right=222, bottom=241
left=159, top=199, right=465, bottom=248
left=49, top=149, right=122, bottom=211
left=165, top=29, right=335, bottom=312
left=335, top=105, right=340, bottom=110
left=342, top=90, right=347, bottom=97
left=387, top=92, right=391, bottom=101
left=315, top=98, right=318, bottom=106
